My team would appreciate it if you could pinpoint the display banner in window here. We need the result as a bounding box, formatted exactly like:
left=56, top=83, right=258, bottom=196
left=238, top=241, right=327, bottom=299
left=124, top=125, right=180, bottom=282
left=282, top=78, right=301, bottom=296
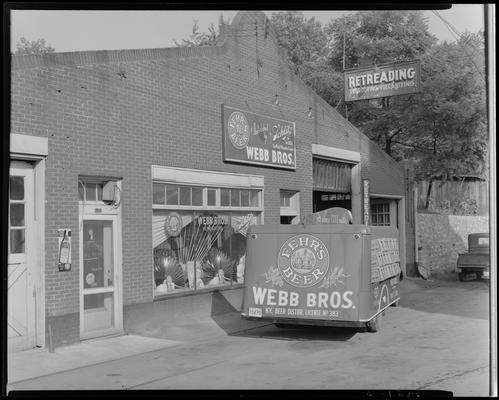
left=222, top=105, right=296, bottom=170
left=231, top=213, right=258, bottom=237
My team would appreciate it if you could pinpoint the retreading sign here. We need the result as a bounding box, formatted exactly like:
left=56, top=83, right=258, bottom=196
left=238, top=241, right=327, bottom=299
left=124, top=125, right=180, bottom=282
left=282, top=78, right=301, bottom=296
left=344, top=60, right=421, bottom=101
left=222, top=105, right=296, bottom=170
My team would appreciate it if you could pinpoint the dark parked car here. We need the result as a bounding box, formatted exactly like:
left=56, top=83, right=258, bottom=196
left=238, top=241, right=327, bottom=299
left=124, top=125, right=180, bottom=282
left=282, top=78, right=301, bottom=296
left=456, top=233, right=490, bottom=281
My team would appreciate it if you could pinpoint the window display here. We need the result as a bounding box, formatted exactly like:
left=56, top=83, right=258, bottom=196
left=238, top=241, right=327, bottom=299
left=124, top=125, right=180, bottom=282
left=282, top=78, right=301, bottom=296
left=152, top=182, right=262, bottom=297
left=153, top=211, right=259, bottom=296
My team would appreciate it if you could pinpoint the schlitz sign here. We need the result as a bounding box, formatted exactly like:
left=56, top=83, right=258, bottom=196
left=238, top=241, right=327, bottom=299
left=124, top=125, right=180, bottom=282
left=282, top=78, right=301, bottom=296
left=344, top=60, right=421, bottom=101
left=222, top=105, right=296, bottom=170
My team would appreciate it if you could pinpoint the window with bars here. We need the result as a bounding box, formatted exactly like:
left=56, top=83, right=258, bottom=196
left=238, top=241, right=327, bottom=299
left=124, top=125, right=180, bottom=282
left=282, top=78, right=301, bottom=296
left=370, top=202, right=391, bottom=226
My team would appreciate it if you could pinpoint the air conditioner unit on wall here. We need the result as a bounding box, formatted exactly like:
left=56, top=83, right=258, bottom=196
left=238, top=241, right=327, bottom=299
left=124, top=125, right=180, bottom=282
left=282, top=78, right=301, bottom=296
left=102, top=181, right=116, bottom=202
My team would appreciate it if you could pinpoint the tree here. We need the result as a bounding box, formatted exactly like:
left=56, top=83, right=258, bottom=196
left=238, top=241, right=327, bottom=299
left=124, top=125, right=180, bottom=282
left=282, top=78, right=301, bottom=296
left=174, top=16, right=230, bottom=47
left=14, top=37, right=55, bottom=55
left=271, top=12, right=344, bottom=107
left=324, top=11, right=438, bottom=157
left=402, top=32, right=488, bottom=184
left=177, top=11, right=488, bottom=188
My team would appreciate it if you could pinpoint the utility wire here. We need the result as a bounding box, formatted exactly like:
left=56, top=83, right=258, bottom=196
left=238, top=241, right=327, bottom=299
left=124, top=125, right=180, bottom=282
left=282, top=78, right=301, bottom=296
left=433, top=10, right=483, bottom=54
left=432, top=10, right=486, bottom=82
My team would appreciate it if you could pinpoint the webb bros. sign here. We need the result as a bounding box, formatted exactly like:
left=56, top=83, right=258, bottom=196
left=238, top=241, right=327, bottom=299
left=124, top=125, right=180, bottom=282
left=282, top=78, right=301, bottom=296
left=222, top=105, right=296, bottom=170
left=344, top=60, right=421, bottom=101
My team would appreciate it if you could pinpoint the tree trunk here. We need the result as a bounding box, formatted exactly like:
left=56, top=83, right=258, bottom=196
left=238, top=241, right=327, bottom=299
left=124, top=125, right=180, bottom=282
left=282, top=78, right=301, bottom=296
left=425, top=179, right=434, bottom=210
left=385, top=133, right=392, bottom=155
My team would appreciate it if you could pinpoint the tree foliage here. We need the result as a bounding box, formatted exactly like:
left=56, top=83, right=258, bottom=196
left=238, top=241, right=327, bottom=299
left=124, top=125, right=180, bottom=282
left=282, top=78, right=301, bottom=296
left=405, top=32, right=487, bottom=182
left=174, top=16, right=230, bottom=47
left=270, top=12, right=344, bottom=108
left=14, top=37, right=55, bottom=55
left=178, top=11, right=488, bottom=182
left=273, top=11, right=487, bottom=182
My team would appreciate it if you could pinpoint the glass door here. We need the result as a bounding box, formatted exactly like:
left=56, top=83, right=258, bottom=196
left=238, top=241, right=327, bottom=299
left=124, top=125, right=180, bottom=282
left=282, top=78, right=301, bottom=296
left=80, top=215, right=122, bottom=339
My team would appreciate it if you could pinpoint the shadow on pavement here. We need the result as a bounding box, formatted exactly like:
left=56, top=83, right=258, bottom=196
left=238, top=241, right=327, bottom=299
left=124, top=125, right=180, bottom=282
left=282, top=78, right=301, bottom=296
left=398, top=277, right=490, bottom=320
left=210, top=291, right=358, bottom=342
left=230, top=323, right=359, bottom=342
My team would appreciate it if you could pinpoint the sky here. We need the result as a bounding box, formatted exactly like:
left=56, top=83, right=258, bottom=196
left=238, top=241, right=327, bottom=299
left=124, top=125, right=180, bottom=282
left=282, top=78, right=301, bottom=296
left=9, top=5, right=486, bottom=53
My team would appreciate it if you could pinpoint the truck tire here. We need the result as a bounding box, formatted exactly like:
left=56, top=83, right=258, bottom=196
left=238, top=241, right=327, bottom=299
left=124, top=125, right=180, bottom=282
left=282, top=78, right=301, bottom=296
left=458, top=272, right=466, bottom=282
left=366, top=314, right=381, bottom=332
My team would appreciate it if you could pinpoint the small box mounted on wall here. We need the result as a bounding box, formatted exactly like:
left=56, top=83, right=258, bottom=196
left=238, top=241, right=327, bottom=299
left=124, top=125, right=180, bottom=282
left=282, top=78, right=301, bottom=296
left=102, top=181, right=121, bottom=207
left=57, top=229, right=72, bottom=271
left=103, top=181, right=116, bottom=201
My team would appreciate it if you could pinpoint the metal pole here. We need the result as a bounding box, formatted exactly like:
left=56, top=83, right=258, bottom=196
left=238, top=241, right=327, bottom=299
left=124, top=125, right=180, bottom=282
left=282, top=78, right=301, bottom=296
left=343, top=19, right=349, bottom=121
left=485, top=3, right=497, bottom=397
left=343, top=19, right=346, bottom=71
left=48, top=322, right=55, bottom=353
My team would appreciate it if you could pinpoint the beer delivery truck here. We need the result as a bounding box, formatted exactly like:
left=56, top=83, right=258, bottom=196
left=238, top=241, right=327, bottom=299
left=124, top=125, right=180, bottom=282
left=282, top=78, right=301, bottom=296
left=241, top=208, right=402, bottom=332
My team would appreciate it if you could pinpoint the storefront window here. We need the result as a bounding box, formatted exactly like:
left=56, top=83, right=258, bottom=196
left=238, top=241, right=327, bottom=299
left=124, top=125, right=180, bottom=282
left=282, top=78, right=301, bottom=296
left=179, top=186, right=191, bottom=205
left=192, top=187, right=203, bottom=206
left=207, top=189, right=217, bottom=206
left=153, top=183, right=165, bottom=204
left=167, top=185, right=179, bottom=205
left=221, top=188, right=230, bottom=206
left=230, top=189, right=240, bottom=207
left=152, top=183, right=263, bottom=297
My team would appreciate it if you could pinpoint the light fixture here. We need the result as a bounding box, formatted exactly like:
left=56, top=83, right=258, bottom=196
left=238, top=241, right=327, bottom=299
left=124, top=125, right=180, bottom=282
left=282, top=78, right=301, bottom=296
left=272, top=94, right=279, bottom=106
left=306, top=107, right=313, bottom=118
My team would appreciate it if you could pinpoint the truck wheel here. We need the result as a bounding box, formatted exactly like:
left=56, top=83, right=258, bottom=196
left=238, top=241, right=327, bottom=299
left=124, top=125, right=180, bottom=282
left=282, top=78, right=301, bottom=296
left=366, top=315, right=381, bottom=332
left=458, top=272, right=466, bottom=282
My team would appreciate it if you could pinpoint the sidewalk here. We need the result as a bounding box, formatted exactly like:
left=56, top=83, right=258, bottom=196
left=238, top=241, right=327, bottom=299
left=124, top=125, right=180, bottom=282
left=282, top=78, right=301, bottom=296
left=7, top=334, right=180, bottom=385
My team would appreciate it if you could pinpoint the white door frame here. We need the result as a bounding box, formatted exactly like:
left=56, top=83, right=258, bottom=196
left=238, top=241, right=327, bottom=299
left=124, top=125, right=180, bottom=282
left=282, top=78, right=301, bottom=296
left=11, top=134, right=48, bottom=349
left=8, top=161, right=36, bottom=351
left=371, top=193, right=407, bottom=276
left=79, top=210, right=123, bottom=340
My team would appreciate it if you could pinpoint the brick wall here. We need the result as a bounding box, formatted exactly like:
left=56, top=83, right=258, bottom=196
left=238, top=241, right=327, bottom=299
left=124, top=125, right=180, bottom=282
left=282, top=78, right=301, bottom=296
left=11, top=11, right=405, bottom=338
left=417, top=213, right=489, bottom=276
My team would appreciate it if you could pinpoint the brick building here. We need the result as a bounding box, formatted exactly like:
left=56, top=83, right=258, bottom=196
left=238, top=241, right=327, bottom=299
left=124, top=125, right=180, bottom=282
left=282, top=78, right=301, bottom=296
left=8, top=11, right=411, bottom=351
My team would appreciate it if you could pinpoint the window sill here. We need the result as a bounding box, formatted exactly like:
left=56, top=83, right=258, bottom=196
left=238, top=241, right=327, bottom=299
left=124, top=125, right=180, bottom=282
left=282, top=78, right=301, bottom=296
left=153, top=282, right=245, bottom=301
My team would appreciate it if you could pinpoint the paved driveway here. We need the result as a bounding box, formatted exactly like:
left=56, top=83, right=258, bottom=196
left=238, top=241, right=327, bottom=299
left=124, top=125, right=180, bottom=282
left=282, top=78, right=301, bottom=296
left=7, top=277, right=492, bottom=396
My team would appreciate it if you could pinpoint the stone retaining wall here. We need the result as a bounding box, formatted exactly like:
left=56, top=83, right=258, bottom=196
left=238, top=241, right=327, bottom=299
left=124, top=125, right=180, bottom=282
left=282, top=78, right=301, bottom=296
left=417, top=214, right=489, bottom=276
